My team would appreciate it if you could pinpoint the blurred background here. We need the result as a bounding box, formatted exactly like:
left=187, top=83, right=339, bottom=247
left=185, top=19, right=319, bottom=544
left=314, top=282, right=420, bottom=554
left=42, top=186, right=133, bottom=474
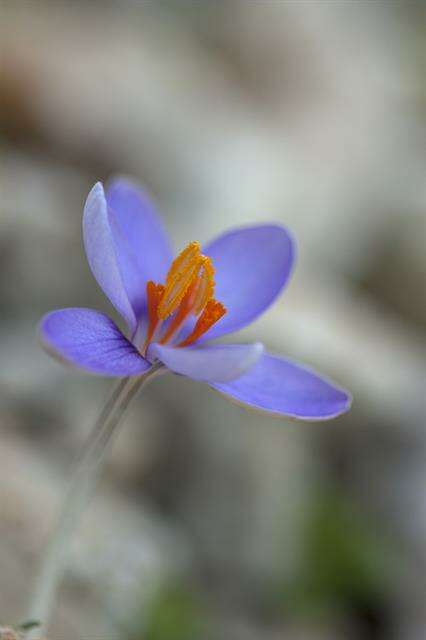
left=1, top=1, right=426, bottom=638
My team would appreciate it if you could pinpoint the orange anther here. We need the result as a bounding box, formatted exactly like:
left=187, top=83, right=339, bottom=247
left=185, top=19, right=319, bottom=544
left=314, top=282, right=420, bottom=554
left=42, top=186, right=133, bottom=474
left=159, top=280, right=196, bottom=344
left=178, top=299, right=226, bottom=347
left=143, top=280, right=165, bottom=352
left=142, top=244, right=226, bottom=351
left=192, top=256, right=215, bottom=315
left=157, top=241, right=202, bottom=319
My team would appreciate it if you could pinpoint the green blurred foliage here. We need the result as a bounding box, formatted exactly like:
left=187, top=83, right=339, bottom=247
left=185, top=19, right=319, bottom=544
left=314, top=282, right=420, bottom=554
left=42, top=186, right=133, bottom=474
left=275, top=487, right=399, bottom=621
left=131, top=582, right=209, bottom=640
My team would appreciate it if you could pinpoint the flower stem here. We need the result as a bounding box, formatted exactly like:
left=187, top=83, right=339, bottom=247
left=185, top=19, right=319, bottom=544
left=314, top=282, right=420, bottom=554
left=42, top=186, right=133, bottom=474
left=25, top=364, right=164, bottom=637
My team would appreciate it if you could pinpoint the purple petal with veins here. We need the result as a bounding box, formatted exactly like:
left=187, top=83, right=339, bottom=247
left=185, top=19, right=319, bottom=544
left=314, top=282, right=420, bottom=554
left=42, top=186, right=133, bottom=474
left=40, top=308, right=151, bottom=377
left=83, top=183, right=137, bottom=333
left=106, top=177, right=174, bottom=322
left=202, top=225, right=295, bottom=341
left=212, top=353, right=351, bottom=420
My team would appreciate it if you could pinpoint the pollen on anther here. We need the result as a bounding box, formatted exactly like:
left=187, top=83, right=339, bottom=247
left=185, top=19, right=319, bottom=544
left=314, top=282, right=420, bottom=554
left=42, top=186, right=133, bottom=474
left=157, top=241, right=202, bottom=319
left=144, top=280, right=165, bottom=349
left=147, top=281, right=165, bottom=321
left=192, top=256, right=215, bottom=315
left=178, top=299, right=226, bottom=347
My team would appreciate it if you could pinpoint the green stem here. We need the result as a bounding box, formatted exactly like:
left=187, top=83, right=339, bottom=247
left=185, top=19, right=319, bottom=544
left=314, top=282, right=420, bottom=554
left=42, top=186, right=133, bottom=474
left=26, top=364, right=164, bottom=637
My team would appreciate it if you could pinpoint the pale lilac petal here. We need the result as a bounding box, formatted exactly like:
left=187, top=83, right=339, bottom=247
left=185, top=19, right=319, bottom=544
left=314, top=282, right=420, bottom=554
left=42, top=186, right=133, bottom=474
left=83, top=183, right=136, bottom=332
left=148, top=342, right=264, bottom=383
left=202, top=225, right=295, bottom=340
left=212, top=353, right=352, bottom=420
left=40, top=308, right=151, bottom=377
left=106, top=177, right=174, bottom=319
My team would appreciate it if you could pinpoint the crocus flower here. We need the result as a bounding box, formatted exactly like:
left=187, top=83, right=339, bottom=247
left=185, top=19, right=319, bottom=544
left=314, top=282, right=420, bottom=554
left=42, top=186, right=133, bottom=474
left=40, top=178, right=351, bottom=420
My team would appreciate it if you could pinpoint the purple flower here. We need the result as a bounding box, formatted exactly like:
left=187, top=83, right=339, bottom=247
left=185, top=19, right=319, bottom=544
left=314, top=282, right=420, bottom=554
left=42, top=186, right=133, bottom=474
left=40, top=178, right=351, bottom=420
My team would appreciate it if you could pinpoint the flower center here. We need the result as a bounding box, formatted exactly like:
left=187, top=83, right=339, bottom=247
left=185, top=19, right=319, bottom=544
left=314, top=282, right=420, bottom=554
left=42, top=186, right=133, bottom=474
left=142, top=241, right=226, bottom=353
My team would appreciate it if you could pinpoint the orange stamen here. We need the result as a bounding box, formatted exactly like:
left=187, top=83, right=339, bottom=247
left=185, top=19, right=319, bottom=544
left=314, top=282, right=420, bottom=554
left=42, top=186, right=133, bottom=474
left=142, top=243, right=226, bottom=352
left=178, top=299, right=226, bottom=347
left=192, top=256, right=215, bottom=315
left=159, top=280, right=197, bottom=344
left=143, top=280, right=165, bottom=352
left=159, top=257, right=216, bottom=344
left=157, top=241, right=202, bottom=319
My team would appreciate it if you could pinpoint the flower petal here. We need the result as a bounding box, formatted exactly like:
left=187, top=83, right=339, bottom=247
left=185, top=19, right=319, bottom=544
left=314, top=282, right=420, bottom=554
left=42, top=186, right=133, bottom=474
left=148, top=342, right=264, bottom=383
left=202, top=225, right=295, bottom=340
left=83, top=183, right=137, bottom=332
left=40, top=308, right=151, bottom=377
left=106, top=177, right=174, bottom=319
left=212, top=353, right=352, bottom=420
